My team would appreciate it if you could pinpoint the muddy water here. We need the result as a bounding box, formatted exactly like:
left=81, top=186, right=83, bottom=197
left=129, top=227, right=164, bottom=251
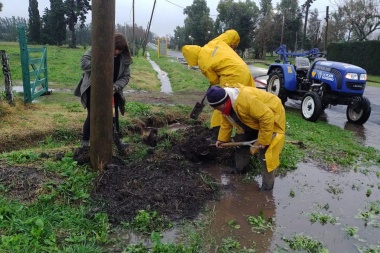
left=203, top=162, right=380, bottom=252
left=204, top=165, right=275, bottom=252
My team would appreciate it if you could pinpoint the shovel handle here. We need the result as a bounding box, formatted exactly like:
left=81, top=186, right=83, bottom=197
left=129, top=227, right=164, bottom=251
left=220, top=141, right=249, bottom=147
left=200, top=85, right=212, bottom=104
left=210, top=139, right=257, bottom=147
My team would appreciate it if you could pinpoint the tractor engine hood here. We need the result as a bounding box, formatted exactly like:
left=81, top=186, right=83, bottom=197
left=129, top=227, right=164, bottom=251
left=311, top=60, right=367, bottom=94
left=313, top=60, right=366, bottom=75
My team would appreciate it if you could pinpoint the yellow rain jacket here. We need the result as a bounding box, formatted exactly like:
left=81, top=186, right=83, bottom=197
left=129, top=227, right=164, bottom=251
left=182, top=30, right=255, bottom=127
left=218, top=83, right=286, bottom=172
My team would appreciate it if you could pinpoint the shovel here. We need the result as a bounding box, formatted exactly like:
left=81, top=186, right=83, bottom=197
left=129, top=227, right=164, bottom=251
left=210, top=139, right=261, bottom=155
left=190, top=85, right=211, bottom=120
left=113, top=96, right=126, bottom=155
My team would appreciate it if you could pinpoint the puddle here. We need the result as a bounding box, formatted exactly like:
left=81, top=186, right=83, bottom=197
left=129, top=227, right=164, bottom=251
left=146, top=52, right=173, bottom=93
left=201, top=162, right=380, bottom=252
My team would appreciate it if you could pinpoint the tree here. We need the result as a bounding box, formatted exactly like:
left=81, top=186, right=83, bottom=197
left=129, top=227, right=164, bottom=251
left=215, top=0, right=260, bottom=51
left=28, top=0, right=41, bottom=44
left=183, top=0, right=214, bottom=46
left=324, top=7, right=348, bottom=43
left=255, top=0, right=274, bottom=59
left=65, top=0, right=91, bottom=48
left=41, top=8, right=54, bottom=45
left=306, top=9, right=322, bottom=49
left=274, top=0, right=303, bottom=51
left=0, top=2, right=3, bottom=12
left=339, top=0, right=380, bottom=41
left=50, top=0, right=66, bottom=46
left=0, top=17, right=26, bottom=41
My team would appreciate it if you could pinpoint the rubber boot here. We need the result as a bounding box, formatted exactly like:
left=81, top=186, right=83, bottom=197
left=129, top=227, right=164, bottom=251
left=232, top=146, right=250, bottom=174
left=258, top=148, right=275, bottom=191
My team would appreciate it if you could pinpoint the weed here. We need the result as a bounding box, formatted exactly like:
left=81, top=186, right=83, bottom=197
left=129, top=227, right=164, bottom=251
left=122, top=210, right=172, bottom=235
left=308, top=211, right=338, bottom=225
left=217, top=237, right=255, bottom=253
left=355, top=207, right=380, bottom=228
left=125, top=102, right=152, bottom=117
left=227, top=219, right=241, bottom=229
left=357, top=245, right=380, bottom=253
left=282, top=234, right=329, bottom=253
left=122, top=231, right=200, bottom=253
left=0, top=150, right=40, bottom=165
left=366, top=189, right=372, bottom=197
left=343, top=225, right=359, bottom=237
left=326, top=184, right=343, bottom=195
left=289, top=189, right=295, bottom=197
left=247, top=211, right=274, bottom=232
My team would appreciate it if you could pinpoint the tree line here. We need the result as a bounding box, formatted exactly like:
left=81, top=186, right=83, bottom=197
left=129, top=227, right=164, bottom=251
left=0, top=0, right=152, bottom=54
left=1, top=0, right=379, bottom=59
left=168, top=0, right=380, bottom=59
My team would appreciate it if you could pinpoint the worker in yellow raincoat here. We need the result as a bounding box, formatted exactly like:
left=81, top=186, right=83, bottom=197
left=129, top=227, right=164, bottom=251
left=206, top=84, right=286, bottom=191
left=182, top=30, right=255, bottom=139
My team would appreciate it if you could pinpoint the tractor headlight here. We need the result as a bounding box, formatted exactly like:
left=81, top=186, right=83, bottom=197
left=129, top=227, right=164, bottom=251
left=345, top=73, right=359, bottom=80
left=360, top=74, right=367, bottom=81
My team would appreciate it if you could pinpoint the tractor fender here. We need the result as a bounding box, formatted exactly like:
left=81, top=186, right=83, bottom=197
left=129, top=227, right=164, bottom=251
left=267, top=64, right=297, bottom=91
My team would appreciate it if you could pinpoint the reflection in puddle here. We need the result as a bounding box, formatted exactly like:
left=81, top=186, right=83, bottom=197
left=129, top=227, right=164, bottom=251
left=202, top=161, right=380, bottom=252
left=146, top=52, right=173, bottom=93
left=272, top=162, right=380, bottom=252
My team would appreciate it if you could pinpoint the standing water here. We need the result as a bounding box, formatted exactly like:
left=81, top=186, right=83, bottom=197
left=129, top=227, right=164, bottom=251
left=146, top=52, right=172, bottom=93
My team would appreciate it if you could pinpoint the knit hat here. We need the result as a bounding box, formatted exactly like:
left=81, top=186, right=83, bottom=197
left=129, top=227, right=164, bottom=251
left=206, top=86, right=228, bottom=107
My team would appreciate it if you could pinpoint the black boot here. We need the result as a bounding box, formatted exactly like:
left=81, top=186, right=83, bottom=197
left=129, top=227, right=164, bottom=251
left=258, top=149, right=275, bottom=191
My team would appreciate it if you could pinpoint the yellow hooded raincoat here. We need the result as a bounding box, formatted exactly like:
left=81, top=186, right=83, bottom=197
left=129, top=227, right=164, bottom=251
left=181, top=30, right=255, bottom=127
left=218, top=83, right=286, bottom=172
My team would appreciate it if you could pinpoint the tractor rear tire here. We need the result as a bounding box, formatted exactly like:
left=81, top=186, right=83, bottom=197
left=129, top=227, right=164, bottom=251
left=267, top=70, right=287, bottom=104
left=346, top=96, right=371, bottom=124
left=301, top=92, right=323, bottom=122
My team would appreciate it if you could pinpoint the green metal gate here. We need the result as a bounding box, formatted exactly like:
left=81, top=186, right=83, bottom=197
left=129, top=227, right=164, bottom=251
left=18, top=24, right=49, bottom=103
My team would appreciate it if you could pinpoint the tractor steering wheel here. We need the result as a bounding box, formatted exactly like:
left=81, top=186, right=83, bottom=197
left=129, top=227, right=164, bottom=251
left=315, top=52, right=327, bottom=58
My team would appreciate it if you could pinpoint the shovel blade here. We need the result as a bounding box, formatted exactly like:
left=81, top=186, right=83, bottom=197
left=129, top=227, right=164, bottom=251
left=190, top=102, right=205, bottom=119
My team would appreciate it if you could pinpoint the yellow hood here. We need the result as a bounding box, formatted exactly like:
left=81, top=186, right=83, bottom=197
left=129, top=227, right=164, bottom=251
left=181, top=45, right=201, bottom=66
left=213, top=29, right=240, bottom=48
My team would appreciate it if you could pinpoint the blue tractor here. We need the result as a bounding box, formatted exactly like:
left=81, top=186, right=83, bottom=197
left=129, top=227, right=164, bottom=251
left=266, top=45, right=371, bottom=124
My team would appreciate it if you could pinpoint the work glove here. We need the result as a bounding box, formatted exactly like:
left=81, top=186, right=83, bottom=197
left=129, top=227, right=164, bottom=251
left=113, top=84, right=120, bottom=92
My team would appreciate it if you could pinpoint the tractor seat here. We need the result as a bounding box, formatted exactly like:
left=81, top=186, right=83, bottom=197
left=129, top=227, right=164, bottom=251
left=294, top=57, right=310, bottom=71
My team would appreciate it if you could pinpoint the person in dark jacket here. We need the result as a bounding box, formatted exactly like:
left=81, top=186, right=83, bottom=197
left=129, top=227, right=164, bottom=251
left=75, top=33, right=133, bottom=147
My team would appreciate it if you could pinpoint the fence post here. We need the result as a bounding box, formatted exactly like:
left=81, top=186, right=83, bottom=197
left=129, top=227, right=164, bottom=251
left=17, top=24, right=32, bottom=103
left=1, top=50, right=14, bottom=104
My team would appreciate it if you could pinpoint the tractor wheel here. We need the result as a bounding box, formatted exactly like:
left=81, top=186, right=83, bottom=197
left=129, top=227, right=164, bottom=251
left=346, top=96, right=371, bottom=124
left=267, top=70, right=287, bottom=104
left=301, top=92, right=323, bottom=122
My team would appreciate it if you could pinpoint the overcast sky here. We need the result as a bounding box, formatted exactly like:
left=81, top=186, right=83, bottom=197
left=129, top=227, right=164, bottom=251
left=1, top=0, right=329, bottom=37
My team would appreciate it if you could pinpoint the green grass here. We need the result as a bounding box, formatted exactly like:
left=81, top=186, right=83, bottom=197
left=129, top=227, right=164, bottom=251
left=147, top=49, right=210, bottom=91
left=0, top=154, right=107, bottom=253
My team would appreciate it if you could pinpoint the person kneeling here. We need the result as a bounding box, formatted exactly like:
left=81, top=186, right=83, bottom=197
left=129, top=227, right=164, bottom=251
left=206, top=84, right=286, bottom=191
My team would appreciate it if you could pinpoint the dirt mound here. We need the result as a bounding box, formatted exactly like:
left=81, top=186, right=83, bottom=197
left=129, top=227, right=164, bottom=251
left=91, top=125, right=233, bottom=224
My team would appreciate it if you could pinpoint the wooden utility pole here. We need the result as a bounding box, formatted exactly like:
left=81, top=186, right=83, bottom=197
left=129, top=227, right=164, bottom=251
left=324, top=6, right=329, bottom=52
left=90, top=0, right=115, bottom=170
left=142, top=0, right=157, bottom=56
